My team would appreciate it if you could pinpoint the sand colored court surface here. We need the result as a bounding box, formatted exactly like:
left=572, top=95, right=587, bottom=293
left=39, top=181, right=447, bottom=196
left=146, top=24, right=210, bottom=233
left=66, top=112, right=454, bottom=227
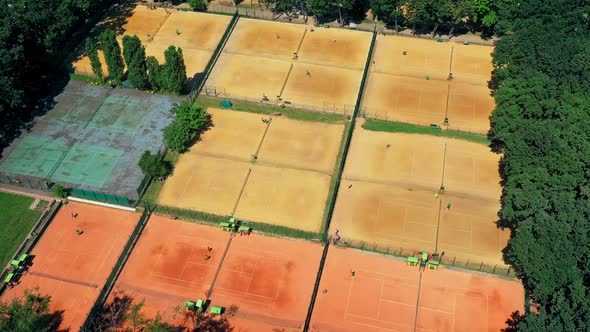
left=360, top=73, right=449, bottom=125
left=310, top=246, right=524, bottom=332
left=235, top=165, right=331, bottom=232
left=0, top=202, right=138, bottom=331
left=280, top=63, right=360, bottom=113
left=297, top=26, right=372, bottom=70
left=451, top=43, right=494, bottom=86
left=108, top=215, right=231, bottom=322
left=257, top=116, right=344, bottom=173
left=362, top=35, right=495, bottom=134
left=333, top=125, right=507, bottom=267
left=209, top=235, right=323, bottom=331
left=150, top=11, right=231, bottom=51
left=332, top=180, right=440, bottom=252
left=223, top=18, right=306, bottom=60
left=372, top=35, right=453, bottom=80
left=159, top=109, right=342, bottom=232
left=190, top=108, right=268, bottom=161
left=447, top=82, right=495, bottom=133
left=73, top=6, right=231, bottom=78
left=110, top=5, right=169, bottom=42
left=206, top=52, right=291, bottom=100
left=158, top=154, right=250, bottom=215
left=206, top=18, right=370, bottom=113
left=344, top=128, right=445, bottom=191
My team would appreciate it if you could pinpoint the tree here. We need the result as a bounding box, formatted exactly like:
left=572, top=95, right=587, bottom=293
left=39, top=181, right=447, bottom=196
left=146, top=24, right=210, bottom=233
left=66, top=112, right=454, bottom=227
left=370, top=0, right=405, bottom=30
left=85, top=38, right=103, bottom=81
left=138, top=151, right=172, bottom=179
left=0, top=288, right=64, bottom=332
left=146, top=56, right=162, bottom=91
left=51, top=184, right=69, bottom=199
left=306, top=0, right=355, bottom=24
left=161, top=46, right=187, bottom=94
left=489, top=0, right=590, bottom=330
left=163, top=102, right=212, bottom=153
left=99, top=28, right=124, bottom=85
left=122, top=35, right=149, bottom=89
left=187, top=0, right=208, bottom=11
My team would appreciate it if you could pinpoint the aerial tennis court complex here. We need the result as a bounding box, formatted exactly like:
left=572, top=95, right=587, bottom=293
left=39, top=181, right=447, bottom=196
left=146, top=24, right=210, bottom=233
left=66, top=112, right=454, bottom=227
left=310, top=246, right=524, bottom=332
left=72, top=4, right=232, bottom=82
left=331, top=122, right=508, bottom=268
left=361, top=35, right=495, bottom=134
left=0, top=202, right=139, bottom=331
left=158, top=107, right=345, bottom=232
left=204, top=18, right=371, bottom=114
left=0, top=80, right=176, bottom=201
left=109, top=213, right=323, bottom=330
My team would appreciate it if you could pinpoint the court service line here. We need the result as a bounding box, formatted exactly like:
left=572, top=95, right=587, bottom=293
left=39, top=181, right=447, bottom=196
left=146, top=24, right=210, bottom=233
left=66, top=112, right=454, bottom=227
left=213, top=286, right=276, bottom=301
left=346, top=313, right=408, bottom=331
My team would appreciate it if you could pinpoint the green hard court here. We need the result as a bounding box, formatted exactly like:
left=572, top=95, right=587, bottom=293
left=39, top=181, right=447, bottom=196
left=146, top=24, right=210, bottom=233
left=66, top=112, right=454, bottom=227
left=51, top=144, right=122, bottom=187
left=87, top=95, right=152, bottom=132
left=0, top=136, right=70, bottom=178
left=46, top=93, right=104, bottom=125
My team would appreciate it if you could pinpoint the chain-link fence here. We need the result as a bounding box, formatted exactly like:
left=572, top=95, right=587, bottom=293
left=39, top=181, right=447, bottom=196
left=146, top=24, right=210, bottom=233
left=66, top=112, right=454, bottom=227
left=201, top=85, right=354, bottom=115
left=334, top=237, right=515, bottom=278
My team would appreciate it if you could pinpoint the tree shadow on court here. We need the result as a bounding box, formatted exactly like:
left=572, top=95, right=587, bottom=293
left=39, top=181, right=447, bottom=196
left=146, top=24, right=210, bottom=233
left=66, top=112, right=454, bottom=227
left=0, top=288, right=67, bottom=332
left=181, top=304, right=238, bottom=332
left=94, top=0, right=137, bottom=38
left=85, top=291, right=185, bottom=332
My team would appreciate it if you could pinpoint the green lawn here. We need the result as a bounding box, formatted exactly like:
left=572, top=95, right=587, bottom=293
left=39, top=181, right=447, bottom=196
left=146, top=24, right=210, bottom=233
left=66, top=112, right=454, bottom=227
left=196, top=96, right=348, bottom=124
left=362, top=119, right=491, bottom=145
left=0, top=192, right=43, bottom=267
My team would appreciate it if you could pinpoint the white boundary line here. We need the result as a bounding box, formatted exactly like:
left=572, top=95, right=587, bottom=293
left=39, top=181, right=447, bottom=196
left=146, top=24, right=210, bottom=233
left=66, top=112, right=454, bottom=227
left=66, top=196, right=136, bottom=212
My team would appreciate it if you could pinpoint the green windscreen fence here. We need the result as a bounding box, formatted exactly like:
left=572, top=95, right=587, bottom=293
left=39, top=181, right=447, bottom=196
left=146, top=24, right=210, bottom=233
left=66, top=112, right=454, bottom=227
left=70, top=188, right=131, bottom=206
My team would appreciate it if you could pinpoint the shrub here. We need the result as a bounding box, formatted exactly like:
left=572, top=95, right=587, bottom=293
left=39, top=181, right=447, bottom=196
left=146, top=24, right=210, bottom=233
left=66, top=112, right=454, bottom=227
left=163, top=102, right=212, bottom=153
left=138, top=151, right=172, bottom=178
left=52, top=184, right=69, bottom=198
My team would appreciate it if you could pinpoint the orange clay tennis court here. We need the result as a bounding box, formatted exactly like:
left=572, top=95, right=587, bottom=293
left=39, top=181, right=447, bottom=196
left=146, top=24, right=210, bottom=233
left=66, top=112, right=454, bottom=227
left=0, top=202, right=138, bottom=331
left=257, top=116, right=344, bottom=174
left=360, top=73, right=449, bottom=125
left=157, top=154, right=250, bottom=215
left=234, top=164, right=331, bottom=232
left=450, top=43, right=494, bottom=86
left=310, top=246, right=524, bottom=332
left=280, top=62, right=360, bottom=113
left=447, top=82, right=495, bottom=133
left=108, top=215, right=231, bottom=323
left=371, top=35, right=453, bottom=80
left=223, top=18, right=306, bottom=60
left=208, top=234, right=323, bottom=331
